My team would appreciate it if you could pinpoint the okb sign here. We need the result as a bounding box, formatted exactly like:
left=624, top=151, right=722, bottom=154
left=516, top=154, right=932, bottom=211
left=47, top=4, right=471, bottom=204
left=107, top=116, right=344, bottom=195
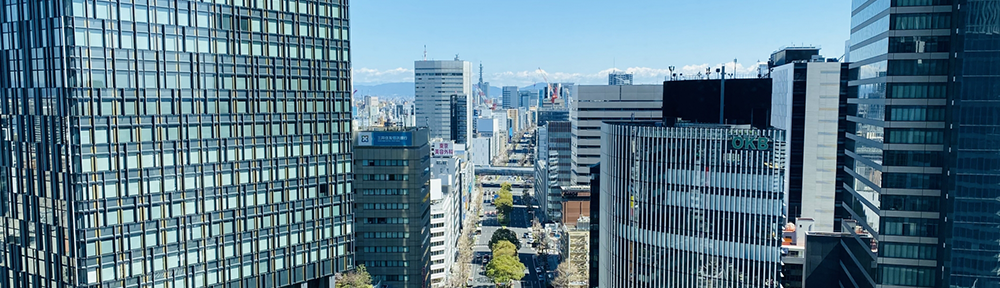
left=730, top=135, right=771, bottom=151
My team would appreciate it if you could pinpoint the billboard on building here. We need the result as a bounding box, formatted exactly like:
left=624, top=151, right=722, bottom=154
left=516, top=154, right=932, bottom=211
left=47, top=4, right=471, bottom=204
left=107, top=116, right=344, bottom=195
left=357, top=131, right=413, bottom=146
left=432, top=141, right=455, bottom=157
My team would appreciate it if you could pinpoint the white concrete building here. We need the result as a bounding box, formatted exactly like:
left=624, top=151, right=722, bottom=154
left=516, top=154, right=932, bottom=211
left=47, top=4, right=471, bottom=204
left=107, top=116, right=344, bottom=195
left=770, top=60, right=845, bottom=232
left=415, top=59, right=473, bottom=143
left=570, top=85, right=663, bottom=185
left=428, top=146, right=472, bottom=286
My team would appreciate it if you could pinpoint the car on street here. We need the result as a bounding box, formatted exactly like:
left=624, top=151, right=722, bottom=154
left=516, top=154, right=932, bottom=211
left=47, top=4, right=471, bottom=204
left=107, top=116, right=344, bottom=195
left=535, top=267, right=542, bottom=273
left=538, top=274, right=545, bottom=281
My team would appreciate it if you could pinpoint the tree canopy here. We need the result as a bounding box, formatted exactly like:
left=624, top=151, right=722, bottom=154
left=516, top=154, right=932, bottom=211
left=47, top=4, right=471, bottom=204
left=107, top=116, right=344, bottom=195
left=492, top=240, right=518, bottom=258
left=489, top=228, right=521, bottom=250
left=501, top=182, right=512, bottom=192
left=335, top=265, right=373, bottom=288
left=494, top=188, right=514, bottom=216
left=486, top=254, right=526, bottom=285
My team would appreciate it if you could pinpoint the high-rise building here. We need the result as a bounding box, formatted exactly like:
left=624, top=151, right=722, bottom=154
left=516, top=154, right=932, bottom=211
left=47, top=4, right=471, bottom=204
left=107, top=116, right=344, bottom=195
left=414, top=59, right=473, bottom=143
left=502, top=86, right=519, bottom=109
left=354, top=128, right=431, bottom=288
left=571, top=85, right=663, bottom=185
left=839, top=1, right=1000, bottom=286
left=769, top=51, right=849, bottom=232
left=534, top=121, right=572, bottom=221
left=0, top=0, right=355, bottom=287
left=598, top=121, right=787, bottom=287
left=608, top=71, right=633, bottom=85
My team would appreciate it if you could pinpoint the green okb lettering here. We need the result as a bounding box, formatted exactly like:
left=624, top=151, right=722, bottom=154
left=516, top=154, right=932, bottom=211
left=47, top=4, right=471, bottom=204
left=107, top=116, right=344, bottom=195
left=730, top=135, right=771, bottom=151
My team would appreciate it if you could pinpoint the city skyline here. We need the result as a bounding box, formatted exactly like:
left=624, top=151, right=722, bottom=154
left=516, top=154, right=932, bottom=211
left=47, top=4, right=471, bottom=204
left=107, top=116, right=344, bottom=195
left=351, top=0, right=850, bottom=86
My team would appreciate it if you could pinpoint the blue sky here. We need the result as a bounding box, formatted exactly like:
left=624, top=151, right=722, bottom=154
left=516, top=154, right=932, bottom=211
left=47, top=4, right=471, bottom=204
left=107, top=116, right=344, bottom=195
left=350, top=0, right=850, bottom=86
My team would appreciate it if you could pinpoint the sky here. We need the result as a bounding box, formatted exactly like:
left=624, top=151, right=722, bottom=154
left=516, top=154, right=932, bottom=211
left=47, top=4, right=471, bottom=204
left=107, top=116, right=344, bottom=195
left=350, top=0, right=850, bottom=87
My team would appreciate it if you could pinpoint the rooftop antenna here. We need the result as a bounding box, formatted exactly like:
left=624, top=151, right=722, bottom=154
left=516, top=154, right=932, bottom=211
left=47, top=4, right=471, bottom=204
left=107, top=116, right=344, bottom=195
left=454, top=54, right=460, bottom=61
left=423, top=45, right=427, bottom=60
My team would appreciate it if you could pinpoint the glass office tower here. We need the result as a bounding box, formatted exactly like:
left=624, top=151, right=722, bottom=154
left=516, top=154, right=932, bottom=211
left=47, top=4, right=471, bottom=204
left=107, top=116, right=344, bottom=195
left=844, top=0, right=1000, bottom=286
left=0, top=0, right=355, bottom=287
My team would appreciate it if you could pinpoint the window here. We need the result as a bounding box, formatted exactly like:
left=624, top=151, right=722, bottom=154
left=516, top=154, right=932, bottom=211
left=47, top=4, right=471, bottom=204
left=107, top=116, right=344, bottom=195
left=889, top=36, right=950, bottom=53
left=893, top=0, right=950, bottom=6
left=888, top=59, right=949, bottom=76
left=881, top=195, right=939, bottom=211
left=890, top=13, right=951, bottom=30
left=881, top=265, right=936, bottom=286
left=880, top=243, right=937, bottom=259
left=883, top=173, right=942, bottom=189
left=888, top=106, right=945, bottom=121
left=887, top=83, right=947, bottom=99
left=886, top=128, right=944, bottom=144
left=882, top=217, right=938, bottom=237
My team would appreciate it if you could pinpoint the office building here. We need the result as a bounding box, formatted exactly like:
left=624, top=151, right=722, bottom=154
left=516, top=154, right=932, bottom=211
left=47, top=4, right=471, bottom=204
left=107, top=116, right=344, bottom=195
left=0, top=0, right=355, bottom=287
left=354, top=128, right=431, bottom=288
left=449, top=94, right=469, bottom=144
left=571, top=85, right=663, bottom=185
left=598, top=122, right=787, bottom=287
left=414, top=59, right=473, bottom=143
left=502, top=86, right=519, bottom=109
left=537, top=108, right=570, bottom=127
left=608, top=71, right=633, bottom=85
left=663, top=78, right=772, bottom=129
left=770, top=51, right=849, bottom=232
left=801, top=228, right=875, bottom=288
left=428, top=141, right=470, bottom=286
left=535, top=121, right=572, bottom=221
left=838, top=1, right=1000, bottom=286
left=520, top=90, right=539, bottom=108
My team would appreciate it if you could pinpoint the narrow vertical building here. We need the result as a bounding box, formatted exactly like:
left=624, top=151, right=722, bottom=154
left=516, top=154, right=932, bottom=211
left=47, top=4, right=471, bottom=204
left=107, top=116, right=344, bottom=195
left=414, top=59, right=472, bottom=144
left=598, top=121, right=787, bottom=287
left=354, top=128, right=431, bottom=288
left=502, top=86, right=519, bottom=109
left=769, top=49, right=849, bottom=232
left=0, top=0, right=355, bottom=287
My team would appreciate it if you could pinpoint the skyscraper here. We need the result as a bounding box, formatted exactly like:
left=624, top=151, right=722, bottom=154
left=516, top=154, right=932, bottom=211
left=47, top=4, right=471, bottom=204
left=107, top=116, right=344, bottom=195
left=0, top=0, right=355, bottom=287
left=414, top=59, right=473, bottom=143
left=598, top=121, right=787, bottom=287
left=502, top=86, right=519, bottom=109
left=354, top=128, right=431, bottom=288
left=842, top=1, right=1000, bottom=286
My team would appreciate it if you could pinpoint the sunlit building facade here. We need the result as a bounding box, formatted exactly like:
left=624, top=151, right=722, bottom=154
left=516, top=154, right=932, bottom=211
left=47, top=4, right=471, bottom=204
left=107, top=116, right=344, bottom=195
left=0, top=0, right=355, bottom=287
left=599, top=122, right=787, bottom=287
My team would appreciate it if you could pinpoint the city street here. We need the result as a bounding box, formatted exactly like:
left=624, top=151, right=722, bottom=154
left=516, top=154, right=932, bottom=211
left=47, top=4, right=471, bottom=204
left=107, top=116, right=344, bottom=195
left=468, top=187, right=546, bottom=288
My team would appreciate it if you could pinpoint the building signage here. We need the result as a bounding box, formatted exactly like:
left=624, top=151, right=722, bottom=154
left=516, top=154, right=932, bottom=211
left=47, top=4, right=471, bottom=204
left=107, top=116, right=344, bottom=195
left=357, top=131, right=412, bottom=147
left=432, top=142, right=454, bottom=157
left=730, top=135, right=771, bottom=151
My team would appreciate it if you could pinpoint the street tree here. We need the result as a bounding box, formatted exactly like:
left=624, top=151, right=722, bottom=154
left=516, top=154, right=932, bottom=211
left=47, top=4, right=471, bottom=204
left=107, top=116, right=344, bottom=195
left=501, top=182, right=512, bottom=192
left=486, top=254, right=526, bottom=286
left=492, top=240, right=517, bottom=258
left=552, top=260, right=584, bottom=288
left=335, top=265, right=373, bottom=288
left=489, top=228, right=521, bottom=250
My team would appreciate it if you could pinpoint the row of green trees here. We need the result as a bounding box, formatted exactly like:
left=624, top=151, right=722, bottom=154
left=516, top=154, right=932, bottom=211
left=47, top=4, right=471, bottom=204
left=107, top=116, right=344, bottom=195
left=486, top=230, right=526, bottom=286
left=493, top=182, right=514, bottom=226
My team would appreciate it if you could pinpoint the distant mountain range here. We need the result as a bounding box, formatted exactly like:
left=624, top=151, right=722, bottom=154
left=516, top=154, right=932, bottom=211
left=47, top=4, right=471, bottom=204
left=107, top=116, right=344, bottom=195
left=353, top=82, right=552, bottom=98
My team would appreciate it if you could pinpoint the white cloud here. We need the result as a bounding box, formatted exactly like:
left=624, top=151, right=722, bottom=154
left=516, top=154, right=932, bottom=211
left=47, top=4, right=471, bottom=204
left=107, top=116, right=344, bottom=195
left=352, top=67, right=413, bottom=84
left=353, top=63, right=769, bottom=87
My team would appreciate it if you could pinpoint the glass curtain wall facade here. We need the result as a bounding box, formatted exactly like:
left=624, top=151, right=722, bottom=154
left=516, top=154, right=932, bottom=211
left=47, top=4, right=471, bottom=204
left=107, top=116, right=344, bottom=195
left=598, top=122, right=787, bottom=287
left=845, top=0, right=1000, bottom=286
left=949, top=0, right=1000, bottom=286
left=0, top=0, right=355, bottom=287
